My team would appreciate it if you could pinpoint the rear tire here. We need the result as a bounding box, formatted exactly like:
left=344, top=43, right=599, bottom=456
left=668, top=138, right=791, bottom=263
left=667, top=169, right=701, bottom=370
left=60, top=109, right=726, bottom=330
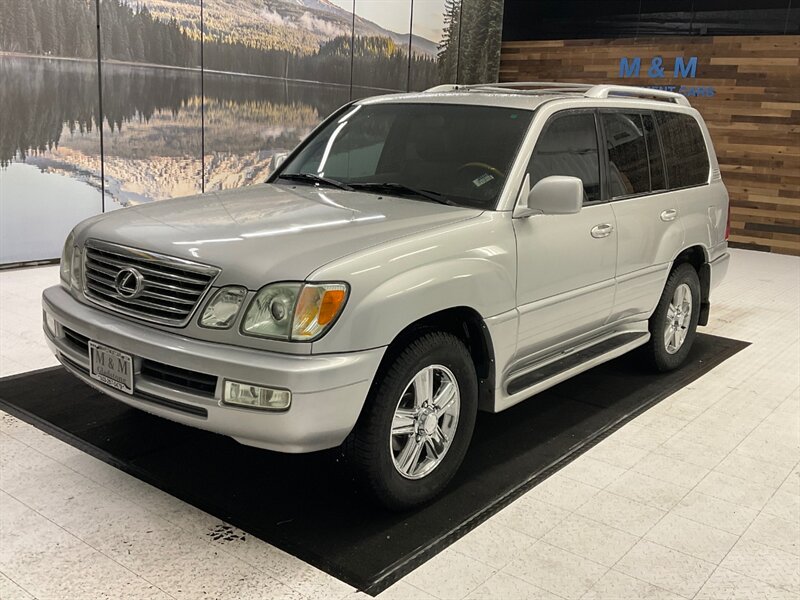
left=644, top=263, right=701, bottom=372
left=344, top=331, right=478, bottom=510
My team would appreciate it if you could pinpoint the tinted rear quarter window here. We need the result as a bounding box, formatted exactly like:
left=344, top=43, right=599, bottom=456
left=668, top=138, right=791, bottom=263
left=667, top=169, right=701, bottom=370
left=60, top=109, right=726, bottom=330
left=655, top=112, right=710, bottom=189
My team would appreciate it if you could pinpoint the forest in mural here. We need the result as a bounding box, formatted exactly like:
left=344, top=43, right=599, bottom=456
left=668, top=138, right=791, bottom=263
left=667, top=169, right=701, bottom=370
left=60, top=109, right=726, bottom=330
left=0, top=0, right=505, bottom=264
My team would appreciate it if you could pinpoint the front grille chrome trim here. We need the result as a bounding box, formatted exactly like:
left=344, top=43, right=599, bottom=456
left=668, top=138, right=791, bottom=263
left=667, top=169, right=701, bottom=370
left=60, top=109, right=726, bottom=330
left=83, top=239, right=220, bottom=327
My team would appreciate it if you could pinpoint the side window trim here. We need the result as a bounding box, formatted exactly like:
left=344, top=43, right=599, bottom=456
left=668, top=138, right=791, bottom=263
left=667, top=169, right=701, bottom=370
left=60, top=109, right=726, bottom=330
left=594, top=108, right=611, bottom=204
left=650, top=109, right=670, bottom=191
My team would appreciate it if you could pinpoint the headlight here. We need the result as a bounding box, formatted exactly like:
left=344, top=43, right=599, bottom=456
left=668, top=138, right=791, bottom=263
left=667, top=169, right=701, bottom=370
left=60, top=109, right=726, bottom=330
left=199, top=286, right=247, bottom=329
left=60, top=232, right=75, bottom=287
left=242, top=283, right=301, bottom=339
left=241, top=282, right=348, bottom=341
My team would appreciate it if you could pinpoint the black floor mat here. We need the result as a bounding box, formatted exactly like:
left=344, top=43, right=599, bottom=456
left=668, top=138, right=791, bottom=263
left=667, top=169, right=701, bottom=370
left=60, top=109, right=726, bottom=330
left=0, top=334, right=748, bottom=595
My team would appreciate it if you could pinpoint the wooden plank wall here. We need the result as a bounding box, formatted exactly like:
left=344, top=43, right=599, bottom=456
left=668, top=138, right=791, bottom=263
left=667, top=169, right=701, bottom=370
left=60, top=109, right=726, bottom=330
left=500, top=36, right=800, bottom=256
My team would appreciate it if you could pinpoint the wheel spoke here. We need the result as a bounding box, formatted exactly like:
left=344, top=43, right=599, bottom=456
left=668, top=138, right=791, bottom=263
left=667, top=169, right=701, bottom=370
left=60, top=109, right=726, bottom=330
left=674, top=285, right=685, bottom=306
left=397, top=438, right=424, bottom=475
left=433, top=425, right=448, bottom=446
left=664, top=324, right=674, bottom=348
left=413, top=367, right=434, bottom=407
left=424, top=438, right=441, bottom=460
left=667, top=304, right=677, bottom=320
left=433, top=380, right=457, bottom=417
left=392, top=409, right=416, bottom=437
left=676, top=325, right=688, bottom=347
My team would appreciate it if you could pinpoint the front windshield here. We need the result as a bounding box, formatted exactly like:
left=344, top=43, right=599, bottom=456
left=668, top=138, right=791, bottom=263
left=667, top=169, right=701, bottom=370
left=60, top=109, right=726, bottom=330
left=277, top=103, right=534, bottom=209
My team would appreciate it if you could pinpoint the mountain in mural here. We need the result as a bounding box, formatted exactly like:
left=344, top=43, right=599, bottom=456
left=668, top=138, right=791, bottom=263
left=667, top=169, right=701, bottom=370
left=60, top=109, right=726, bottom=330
left=134, top=0, right=439, bottom=55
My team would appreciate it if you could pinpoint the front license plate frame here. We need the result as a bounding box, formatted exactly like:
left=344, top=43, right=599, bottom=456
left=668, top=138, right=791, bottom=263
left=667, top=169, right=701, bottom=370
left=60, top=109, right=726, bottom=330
left=89, top=341, right=134, bottom=395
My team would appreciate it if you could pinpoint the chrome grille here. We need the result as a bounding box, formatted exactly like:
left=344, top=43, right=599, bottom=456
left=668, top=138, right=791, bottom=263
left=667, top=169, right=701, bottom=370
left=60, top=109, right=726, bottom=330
left=83, top=240, right=220, bottom=326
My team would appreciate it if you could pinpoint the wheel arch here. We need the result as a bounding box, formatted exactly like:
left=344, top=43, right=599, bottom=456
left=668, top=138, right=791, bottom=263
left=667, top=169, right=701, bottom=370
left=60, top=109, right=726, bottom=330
left=671, top=244, right=711, bottom=326
left=370, top=306, right=496, bottom=412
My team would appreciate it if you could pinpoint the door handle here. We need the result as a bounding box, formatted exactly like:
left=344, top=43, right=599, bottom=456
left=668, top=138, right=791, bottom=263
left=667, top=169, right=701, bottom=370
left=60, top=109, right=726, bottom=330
left=660, top=209, right=678, bottom=222
left=591, top=223, right=614, bottom=238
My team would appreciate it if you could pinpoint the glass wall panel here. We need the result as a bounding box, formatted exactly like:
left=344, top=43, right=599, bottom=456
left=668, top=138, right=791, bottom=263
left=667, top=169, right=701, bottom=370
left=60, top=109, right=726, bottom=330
left=0, top=0, right=103, bottom=264
left=408, top=0, right=458, bottom=91
left=202, top=0, right=352, bottom=191
left=351, top=0, right=412, bottom=99
left=99, top=0, right=202, bottom=208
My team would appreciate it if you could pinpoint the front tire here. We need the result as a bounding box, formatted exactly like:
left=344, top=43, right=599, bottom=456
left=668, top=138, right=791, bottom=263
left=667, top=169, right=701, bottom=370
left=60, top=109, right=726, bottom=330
left=344, top=332, right=478, bottom=510
left=644, top=263, right=701, bottom=372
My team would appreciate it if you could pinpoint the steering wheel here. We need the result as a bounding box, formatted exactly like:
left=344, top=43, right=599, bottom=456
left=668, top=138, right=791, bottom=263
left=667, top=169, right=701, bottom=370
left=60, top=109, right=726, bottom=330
left=456, top=162, right=506, bottom=180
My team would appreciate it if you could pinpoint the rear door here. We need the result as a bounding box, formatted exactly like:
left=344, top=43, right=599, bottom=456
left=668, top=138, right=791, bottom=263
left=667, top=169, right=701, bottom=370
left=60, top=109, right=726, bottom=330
left=603, top=109, right=686, bottom=321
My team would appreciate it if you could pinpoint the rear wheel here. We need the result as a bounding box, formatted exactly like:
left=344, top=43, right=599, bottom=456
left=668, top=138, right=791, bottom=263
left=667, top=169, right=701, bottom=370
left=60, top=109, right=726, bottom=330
left=344, top=332, right=478, bottom=510
left=644, top=263, right=701, bottom=372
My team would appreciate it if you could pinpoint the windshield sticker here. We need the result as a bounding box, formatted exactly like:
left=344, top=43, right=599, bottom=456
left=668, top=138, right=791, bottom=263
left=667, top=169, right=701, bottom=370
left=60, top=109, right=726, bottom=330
left=473, top=173, right=494, bottom=188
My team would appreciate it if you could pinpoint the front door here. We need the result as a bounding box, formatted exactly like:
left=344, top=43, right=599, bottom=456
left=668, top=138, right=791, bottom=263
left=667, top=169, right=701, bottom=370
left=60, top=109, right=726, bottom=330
left=514, top=110, right=617, bottom=359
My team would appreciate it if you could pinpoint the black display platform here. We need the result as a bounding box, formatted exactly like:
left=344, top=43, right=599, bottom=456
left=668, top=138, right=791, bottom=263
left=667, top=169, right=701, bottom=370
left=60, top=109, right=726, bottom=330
left=0, top=334, right=747, bottom=595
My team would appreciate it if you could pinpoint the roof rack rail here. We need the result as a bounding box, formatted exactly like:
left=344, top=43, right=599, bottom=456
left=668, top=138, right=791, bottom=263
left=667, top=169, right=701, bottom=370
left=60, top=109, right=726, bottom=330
left=585, top=84, right=691, bottom=106
left=424, top=82, right=691, bottom=106
left=424, top=82, right=593, bottom=94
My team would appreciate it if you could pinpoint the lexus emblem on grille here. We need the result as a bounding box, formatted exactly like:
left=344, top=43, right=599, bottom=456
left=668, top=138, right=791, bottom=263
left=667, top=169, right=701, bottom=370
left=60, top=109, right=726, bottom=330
left=114, top=267, right=144, bottom=298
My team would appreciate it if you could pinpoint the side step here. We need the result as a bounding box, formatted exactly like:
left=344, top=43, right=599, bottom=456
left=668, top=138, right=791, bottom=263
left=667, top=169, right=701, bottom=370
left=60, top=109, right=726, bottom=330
left=506, top=332, right=649, bottom=396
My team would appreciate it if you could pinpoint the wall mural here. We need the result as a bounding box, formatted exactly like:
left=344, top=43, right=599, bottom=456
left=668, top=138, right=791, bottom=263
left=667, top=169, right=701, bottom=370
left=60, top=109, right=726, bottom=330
left=0, top=0, right=505, bottom=265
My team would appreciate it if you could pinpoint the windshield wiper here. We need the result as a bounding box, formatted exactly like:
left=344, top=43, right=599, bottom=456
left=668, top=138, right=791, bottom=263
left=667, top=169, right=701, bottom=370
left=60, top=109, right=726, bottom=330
left=349, top=182, right=456, bottom=206
left=277, top=172, right=353, bottom=191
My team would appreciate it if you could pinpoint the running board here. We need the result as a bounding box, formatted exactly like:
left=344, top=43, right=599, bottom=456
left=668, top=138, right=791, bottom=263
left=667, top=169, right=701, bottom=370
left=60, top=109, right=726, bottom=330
left=500, top=332, right=650, bottom=410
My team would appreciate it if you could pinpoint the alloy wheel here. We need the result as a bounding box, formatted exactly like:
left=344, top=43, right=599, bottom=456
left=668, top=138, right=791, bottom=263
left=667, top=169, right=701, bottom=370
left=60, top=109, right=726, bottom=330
left=389, top=364, right=460, bottom=480
left=664, top=282, right=692, bottom=354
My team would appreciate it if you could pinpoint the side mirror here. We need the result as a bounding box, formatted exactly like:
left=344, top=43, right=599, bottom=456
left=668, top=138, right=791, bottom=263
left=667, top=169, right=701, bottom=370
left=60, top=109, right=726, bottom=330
left=514, top=175, right=584, bottom=218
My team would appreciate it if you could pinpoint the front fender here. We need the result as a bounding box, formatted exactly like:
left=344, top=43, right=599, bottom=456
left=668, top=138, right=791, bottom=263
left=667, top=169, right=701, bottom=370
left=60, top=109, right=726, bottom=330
left=310, top=212, right=517, bottom=353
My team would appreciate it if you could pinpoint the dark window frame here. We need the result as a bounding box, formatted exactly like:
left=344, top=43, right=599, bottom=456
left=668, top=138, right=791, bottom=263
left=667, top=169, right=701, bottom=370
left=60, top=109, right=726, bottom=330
left=643, top=111, right=670, bottom=192
left=523, top=108, right=608, bottom=206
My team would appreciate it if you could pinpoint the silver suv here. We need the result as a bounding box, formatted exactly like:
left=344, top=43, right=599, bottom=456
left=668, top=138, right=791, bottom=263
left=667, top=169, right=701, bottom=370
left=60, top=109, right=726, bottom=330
left=43, top=83, right=731, bottom=509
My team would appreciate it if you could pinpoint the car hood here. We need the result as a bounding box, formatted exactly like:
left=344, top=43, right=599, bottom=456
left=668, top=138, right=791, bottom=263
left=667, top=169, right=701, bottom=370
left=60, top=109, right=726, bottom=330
left=80, top=184, right=481, bottom=288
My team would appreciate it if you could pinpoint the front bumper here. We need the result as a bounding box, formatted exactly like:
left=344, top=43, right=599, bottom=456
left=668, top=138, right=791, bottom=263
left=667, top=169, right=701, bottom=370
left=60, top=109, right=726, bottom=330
left=42, top=285, right=385, bottom=452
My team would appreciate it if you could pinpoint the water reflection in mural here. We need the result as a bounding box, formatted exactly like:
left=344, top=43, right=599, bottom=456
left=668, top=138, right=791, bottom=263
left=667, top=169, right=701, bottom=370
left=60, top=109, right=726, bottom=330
left=0, top=0, right=103, bottom=264
left=203, top=74, right=350, bottom=192
left=0, top=0, right=504, bottom=264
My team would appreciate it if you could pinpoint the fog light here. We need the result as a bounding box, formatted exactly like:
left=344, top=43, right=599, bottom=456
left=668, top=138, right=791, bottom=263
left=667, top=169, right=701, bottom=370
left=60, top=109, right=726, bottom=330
left=44, top=312, right=56, bottom=335
left=223, top=380, right=291, bottom=411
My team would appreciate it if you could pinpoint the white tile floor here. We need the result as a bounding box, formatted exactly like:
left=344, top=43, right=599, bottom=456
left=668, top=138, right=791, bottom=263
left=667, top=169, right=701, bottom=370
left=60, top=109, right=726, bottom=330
left=0, top=248, right=798, bottom=600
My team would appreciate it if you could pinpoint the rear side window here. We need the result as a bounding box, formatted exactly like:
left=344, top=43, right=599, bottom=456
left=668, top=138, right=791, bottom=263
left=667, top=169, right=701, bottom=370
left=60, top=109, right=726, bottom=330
left=527, top=112, right=601, bottom=203
left=655, top=112, right=710, bottom=189
left=602, top=112, right=650, bottom=198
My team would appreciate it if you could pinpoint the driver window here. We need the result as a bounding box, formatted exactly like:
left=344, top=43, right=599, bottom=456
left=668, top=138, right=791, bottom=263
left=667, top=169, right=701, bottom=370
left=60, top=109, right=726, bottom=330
left=526, top=112, right=601, bottom=203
